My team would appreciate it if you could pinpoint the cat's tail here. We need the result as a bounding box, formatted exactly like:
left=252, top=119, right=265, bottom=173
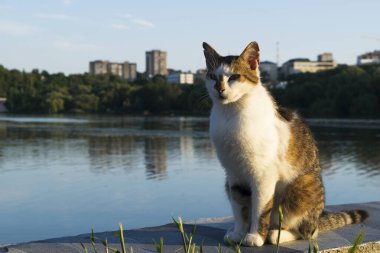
left=318, top=210, right=369, bottom=233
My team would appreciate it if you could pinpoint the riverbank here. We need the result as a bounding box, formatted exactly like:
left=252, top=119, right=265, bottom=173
left=1, top=201, right=379, bottom=253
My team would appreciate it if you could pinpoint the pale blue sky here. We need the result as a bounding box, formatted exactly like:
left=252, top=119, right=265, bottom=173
left=1, top=0, right=379, bottom=74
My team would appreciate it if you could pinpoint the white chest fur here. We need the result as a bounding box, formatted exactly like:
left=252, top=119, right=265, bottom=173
left=209, top=86, right=293, bottom=184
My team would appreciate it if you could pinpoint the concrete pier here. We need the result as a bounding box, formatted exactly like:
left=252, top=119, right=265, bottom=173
left=1, top=202, right=379, bottom=253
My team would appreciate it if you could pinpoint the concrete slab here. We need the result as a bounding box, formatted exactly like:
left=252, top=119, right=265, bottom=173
left=1, top=202, right=379, bottom=253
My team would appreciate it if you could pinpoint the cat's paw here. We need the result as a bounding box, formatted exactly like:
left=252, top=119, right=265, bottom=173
left=241, top=233, right=264, bottom=247
left=224, top=230, right=245, bottom=244
left=268, top=229, right=298, bottom=244
left=268, top=229, right=280, bottom=244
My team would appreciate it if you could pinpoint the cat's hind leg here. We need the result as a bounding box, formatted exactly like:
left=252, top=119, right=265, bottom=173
left=271, top=173, right=324, bottom=243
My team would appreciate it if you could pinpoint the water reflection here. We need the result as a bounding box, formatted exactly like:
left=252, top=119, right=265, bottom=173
left=144, top=137, right=167, bottom=180
left=315, top=127, right=380, bottom=176
left=88, top=136, right=140, bottom=173
left=0, top=118, right=380, bottom=179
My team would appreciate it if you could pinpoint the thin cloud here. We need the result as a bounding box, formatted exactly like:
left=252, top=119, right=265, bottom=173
left=111, top=24, right=129, bottom=30
left=35, top=13, right=73, bottom=20
left=0, top=4, right=13, bottom=10
left=123, top=13, right=133, bottom=19
left=132, top=18, right=155, bottom=29
left=0, top=21, right=42, bottom=36
left=53, top=40, right=103, bottom=51
left=62, top=0, right=72, bottom=6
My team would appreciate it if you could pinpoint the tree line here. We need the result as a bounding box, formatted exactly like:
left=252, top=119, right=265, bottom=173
left=0, top=64, right=380, bottom=118
left=271, top=64, right=380, bottom=118
left=0, top=65, right=210, bottom=114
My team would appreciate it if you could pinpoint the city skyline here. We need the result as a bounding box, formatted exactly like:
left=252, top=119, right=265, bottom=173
left=0, top=0, right=379, bottom=75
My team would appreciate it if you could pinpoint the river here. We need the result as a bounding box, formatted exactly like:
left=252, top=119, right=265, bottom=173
left=0, top=115, right=379, bottom=243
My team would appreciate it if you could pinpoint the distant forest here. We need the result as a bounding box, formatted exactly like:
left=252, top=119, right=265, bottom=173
left=0, top=64, right=380, bottom=118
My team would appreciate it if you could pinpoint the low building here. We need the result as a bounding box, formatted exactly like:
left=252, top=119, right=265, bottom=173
left=89, top=60, right=137, bottom=82
left=259, top=61, right=278, bottom=82
left=281, top=53, right=337, bottom=77
left=194, top=69, right=207, bottom=81
left=357, top=50, right=380, bottom=65
left=167, top=72, right=194, bottom=85
left=0, top=97, right=7, bottom=113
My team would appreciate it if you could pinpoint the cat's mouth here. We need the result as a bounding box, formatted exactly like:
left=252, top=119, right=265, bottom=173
left=218, top=94, right=227, bottom=100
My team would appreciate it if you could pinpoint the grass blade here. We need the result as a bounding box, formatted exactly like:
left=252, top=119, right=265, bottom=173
left=153, top=237, right=164, bottom=253
left=119, top=223, right=127, bottom=253
left=348, top=230, right=365, bottom=253
left=276, top=205, right=284, bottom=253
left=173, top=217, right=188, bottom=253
left=190, top=243, right=196, bottom=253
left=80, top=243, right=89, bottom=253
left=216, top=243, right=222, bottom=253
left=313, top=240, right=319, bottom=253
left=91, top=229, right=99, bottom=253
left=102, top=239, right=109, bottom=253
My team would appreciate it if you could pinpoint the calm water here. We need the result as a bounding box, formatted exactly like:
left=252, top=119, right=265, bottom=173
left=0, top=115, right=380, bottom=243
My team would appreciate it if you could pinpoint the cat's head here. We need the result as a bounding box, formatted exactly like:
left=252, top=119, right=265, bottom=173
left=202, top=42, right=261, bottom=105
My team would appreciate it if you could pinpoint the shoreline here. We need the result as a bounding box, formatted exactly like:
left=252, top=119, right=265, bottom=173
left=1, top=201, right=380, bottom=253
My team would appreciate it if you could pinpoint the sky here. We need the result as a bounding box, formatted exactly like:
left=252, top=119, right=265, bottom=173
left=0, top=0, right=379, bottom=75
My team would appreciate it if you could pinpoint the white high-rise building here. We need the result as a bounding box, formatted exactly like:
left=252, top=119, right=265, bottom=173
left=146, top=50, right=167, bottom=77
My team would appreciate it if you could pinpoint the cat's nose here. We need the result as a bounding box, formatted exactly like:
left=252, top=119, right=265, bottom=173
left=214, top=84, right=225, bottom=93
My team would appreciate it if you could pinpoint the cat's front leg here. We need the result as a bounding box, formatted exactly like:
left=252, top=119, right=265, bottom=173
left=224, top=182, right=250, bottom=243
left=242, top=180, right=276, bottom=247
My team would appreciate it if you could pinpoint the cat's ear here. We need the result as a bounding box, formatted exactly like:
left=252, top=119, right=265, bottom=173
left=202, top=42, right=220, bottom=70
left=239, top=42, right=260, bottom=70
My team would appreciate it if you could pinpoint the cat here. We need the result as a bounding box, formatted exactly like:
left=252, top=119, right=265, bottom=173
left=202, top=41, right=369, bottom=247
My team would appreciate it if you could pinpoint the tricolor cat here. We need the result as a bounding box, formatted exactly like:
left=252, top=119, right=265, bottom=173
left=202, top=41, right=368, bottom=247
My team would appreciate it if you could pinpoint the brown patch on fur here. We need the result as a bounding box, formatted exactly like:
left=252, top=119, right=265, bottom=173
left=280, top=173, right=325, bottom=239
left=276, top=107, right=294, bottom=122
left=231, top=60, right=260, bottom=85
left=231, top=42, right=261, bottom=85
left=286, top=116, right=320, bottom=172
left=281, top=174, right=324, bottom=217
left=258, top=198, right=274, bottom=239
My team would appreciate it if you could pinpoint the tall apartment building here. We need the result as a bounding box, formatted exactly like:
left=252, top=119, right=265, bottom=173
left=281, top=53, right=337, bottom=77
left=146, top=50, right=167, bottom=77
left=89, top=60, right=137, bottom=82
left=122, top=62, right=137, bottom=81
left=107, top=62, right=123, bottom=77
left=357, top=50, right=380, bottom=65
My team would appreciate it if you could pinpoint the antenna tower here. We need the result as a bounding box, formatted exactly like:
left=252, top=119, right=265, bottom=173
left=276, top=41, right=280, bottom=66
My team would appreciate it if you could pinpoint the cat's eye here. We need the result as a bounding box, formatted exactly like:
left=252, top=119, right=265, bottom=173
left=208, top=73, right=217, bottom=80
left=228, top=74, right=240, bottom=82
